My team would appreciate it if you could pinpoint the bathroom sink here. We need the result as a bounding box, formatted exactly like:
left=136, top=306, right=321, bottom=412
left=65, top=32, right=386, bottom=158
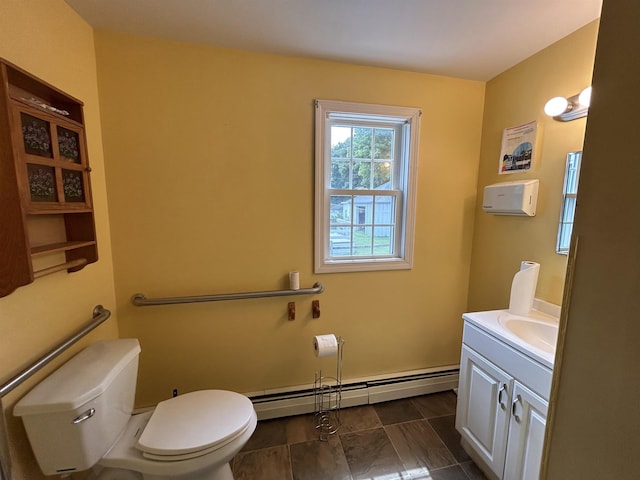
left=498, top=314, right=558, bottom=354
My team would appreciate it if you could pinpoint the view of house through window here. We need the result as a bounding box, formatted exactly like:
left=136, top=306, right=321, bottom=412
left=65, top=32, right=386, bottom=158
left=315, top=100, right=421, bottom=273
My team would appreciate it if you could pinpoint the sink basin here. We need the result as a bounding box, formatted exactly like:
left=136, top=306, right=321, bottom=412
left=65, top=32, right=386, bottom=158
left=498, top=314, right=558, bottom=354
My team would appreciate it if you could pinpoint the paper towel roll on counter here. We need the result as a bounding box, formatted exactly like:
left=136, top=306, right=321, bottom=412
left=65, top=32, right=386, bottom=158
left=509, top=261, right=540, bottom=315
left=313, top=334, right=338, bottom=357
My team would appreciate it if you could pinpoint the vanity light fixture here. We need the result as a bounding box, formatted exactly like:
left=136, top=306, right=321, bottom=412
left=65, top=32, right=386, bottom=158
left=544, top=86, right=592, bottom=122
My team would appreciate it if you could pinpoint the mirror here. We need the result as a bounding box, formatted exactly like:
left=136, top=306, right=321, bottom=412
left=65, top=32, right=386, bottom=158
left=557, top=151, right=582, bottom=254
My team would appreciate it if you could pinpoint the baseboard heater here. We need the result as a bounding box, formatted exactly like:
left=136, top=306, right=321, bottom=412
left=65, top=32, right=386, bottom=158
left=249, top=366, right=459, bottom=420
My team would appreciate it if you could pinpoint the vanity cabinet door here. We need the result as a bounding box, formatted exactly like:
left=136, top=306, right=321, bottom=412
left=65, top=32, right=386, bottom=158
left=503, top=381, right=548, bottom=480
left=456, top=345, right=513, bottom=479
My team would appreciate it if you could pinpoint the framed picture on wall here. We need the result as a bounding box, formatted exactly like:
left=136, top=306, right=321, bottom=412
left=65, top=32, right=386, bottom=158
left=499, top=120, right=537, bottom=174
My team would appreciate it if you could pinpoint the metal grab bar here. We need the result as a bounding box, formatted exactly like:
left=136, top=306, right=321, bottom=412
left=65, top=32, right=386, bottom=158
left=0, top=305, right=111, bottom=398
left=131, top=282, right=325, bottom=307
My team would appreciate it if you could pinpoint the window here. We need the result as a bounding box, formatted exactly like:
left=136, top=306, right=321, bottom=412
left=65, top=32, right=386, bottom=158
left=557, top=151, right=582, bottom=254
left=314, top=99, right=421, bottom=273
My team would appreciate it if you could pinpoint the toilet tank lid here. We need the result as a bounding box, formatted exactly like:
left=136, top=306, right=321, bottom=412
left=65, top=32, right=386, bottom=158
left=14, top=339, right=141, bottom=416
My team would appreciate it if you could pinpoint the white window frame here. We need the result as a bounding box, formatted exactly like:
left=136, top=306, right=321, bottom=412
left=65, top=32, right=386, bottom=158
left=314, top=99, right=421, bottom=273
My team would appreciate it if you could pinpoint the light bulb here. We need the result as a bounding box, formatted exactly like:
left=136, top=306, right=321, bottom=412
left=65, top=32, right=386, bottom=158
left=544, top=96, right=569, bottom=117
left=578, top=86, right=592, bottom=107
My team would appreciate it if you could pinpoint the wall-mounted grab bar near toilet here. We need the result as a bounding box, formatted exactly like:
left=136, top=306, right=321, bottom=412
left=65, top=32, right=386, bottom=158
left=131, top=282, right=324, bottom=307
left=0, top=305, right=111, bottom=398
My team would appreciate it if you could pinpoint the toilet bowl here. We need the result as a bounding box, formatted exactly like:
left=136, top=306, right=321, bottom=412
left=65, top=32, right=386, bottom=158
left=14, top=339, right=257, bottom=480
left=95, top=391, right=257, bottom=480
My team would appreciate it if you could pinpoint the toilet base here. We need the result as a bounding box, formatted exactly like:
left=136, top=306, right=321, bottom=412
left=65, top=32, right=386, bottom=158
left=93, top=462, right=234, bottom=480
left=90, top=467, right=141, bottom=480
left=141, top=462, right=234, bottom=480
left=212, top=463, right=234, bottom=480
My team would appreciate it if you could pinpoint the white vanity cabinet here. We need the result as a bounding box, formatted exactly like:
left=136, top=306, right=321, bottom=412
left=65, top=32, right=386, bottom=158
left=457, top=345, right=513, bottom=477
left=504, top=381, right=548, bottom=479
left=456, top=317, right=553, bottom=480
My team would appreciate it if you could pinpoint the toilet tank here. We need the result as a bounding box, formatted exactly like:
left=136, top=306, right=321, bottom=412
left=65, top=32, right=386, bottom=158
left=14, top=339, right=141, bottom=476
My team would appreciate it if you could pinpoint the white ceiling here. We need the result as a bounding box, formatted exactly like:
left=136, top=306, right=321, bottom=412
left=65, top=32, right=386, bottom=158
left=64, top=0, right=602, bottom=81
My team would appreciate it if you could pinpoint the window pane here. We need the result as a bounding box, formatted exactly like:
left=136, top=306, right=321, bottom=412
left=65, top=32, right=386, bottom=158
left=330, top=195, right=352, bottom=223
left=353, top=226, right=373, bottom=256
left=330, top=160, right=350, bottom=188
left=353, top=195, right=373, bottom=225
left=374, top=128, right=394, bottom=160
left=330, top=226, right=352, bottom=256
left=374, top=195, right=396, bottom=224
left=352, top=161, right=372, bottom=189
left=373, top=226, right=394, bottom=254
left=331, top=126, right=351, bottom=159
left=373, top=162, right=392, bottom=189
left=352, top=127, right=372, bottom=159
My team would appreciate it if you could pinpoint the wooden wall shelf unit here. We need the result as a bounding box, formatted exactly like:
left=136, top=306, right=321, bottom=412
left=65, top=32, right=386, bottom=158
left=0, top=58, right=97, bottom=297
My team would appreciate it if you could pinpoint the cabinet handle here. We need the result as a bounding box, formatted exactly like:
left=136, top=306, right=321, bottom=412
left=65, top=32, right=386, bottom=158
left=498, top=384, right=508, bottom=410
left=512, top=394, right=522, bottom=423
left=72, top=408, right=95, bottom=424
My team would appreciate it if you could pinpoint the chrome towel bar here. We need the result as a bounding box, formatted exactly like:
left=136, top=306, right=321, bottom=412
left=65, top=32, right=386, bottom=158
left=131, top=282, right=324, bottom=307
left=0, top=305, right=111, bottom=398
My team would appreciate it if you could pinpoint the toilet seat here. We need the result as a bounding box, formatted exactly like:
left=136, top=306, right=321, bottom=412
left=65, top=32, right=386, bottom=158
left=136, top=390, right=255, bottom=461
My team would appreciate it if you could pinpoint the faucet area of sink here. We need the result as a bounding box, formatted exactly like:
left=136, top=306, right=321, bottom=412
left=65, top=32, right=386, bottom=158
left=462, top=298, right=560, bottom=368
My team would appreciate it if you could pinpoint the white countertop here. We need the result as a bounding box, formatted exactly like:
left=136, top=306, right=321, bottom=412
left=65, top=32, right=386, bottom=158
left=462, top=299, right=559, bottom=370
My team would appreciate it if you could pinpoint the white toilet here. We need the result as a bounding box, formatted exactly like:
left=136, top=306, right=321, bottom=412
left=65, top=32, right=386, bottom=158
left=14, top=339, right=257, bottom=480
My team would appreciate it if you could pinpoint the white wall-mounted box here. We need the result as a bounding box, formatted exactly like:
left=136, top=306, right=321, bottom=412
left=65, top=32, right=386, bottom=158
left=482, top=179, right=539, bottom=216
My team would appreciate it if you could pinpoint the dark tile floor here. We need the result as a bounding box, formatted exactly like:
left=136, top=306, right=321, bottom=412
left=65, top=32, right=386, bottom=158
left=232, top=390, right=488, bottom=480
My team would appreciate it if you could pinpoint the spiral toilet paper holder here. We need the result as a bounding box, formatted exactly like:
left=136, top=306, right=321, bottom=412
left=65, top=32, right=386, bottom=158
left=313, top=335, right=344, bottom=441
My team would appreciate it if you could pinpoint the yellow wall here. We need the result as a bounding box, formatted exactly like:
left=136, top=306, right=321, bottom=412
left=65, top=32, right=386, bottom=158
left=93, top=30, right=486, bottom=407
left=0, top=1, right=117, bottom=478
left=466, top=21, right=599, bottom=311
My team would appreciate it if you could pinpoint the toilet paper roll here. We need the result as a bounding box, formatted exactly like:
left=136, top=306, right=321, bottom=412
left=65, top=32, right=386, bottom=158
left=289, top=271, right=300, bottom=290
left=508, top=261, right=540, bottom=315
left=313, top=334, right=338, bottom=358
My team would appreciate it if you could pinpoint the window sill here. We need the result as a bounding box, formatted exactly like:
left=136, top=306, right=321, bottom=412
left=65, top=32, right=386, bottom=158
left=315, top=256, right=413, bottom=274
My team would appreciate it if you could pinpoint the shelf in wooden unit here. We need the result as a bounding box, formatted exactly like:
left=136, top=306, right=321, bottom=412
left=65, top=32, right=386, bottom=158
left=31, top=241, right=97, bottom=257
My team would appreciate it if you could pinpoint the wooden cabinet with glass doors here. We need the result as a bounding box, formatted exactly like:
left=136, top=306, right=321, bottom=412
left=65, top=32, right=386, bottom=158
left=0, top=58, right=97, bottom=297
